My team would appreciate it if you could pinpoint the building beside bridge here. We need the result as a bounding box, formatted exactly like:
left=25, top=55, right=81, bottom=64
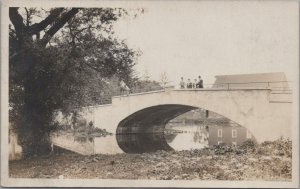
left=212, top=72, right=289, bottom=90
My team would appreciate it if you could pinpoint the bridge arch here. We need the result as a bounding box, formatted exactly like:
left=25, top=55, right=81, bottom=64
left=109, top=90, right=271, bottom=139
left=78, top=89, right=291, bottom=143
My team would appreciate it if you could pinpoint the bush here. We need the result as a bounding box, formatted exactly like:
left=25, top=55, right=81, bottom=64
left=213, top=143, right=234, bottom=155
left=238, top=139, right=257, bottom=153
left=255, top=138, right=292, bottom=157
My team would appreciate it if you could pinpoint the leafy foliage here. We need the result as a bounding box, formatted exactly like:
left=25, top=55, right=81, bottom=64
left=9, top=7, right=142, bottom=157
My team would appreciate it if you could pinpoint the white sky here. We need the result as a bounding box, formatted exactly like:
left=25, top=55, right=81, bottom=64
left=113, top=1, right=298, bottom=85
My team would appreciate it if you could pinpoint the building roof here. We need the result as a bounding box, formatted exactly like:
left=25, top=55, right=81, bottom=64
left=214, top=72, right=288, bottom=83
left=212, top=72, right=289, bottom=90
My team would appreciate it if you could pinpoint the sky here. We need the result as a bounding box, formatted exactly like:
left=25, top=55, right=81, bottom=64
left=113, top=1, right=298, bottom=85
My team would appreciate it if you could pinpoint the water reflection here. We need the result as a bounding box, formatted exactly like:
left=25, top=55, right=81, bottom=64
left=116, top=133, right=173, bottom=153
left=94, top=136, right=123, bottom=154
left=51, top=123, right=254, bottom=155
left=74, top=136, right=94, bottom=143
left=51, top=132, right=123, bottom=155
left=165, top=125, right=209, bottom=151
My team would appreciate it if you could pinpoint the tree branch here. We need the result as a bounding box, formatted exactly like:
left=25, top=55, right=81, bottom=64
left=25, top=8, right=30, bottom=27
left=83, top=61, right=103, bottom=73
left=9, top=7, right=26, bottom=39
left=28, top=8, right=64, bottom=35
left=73, top=26, right=96, bottom=36
left=40, top=8, right=79, bottom=47
left=36, top=32, right=40, bottom=40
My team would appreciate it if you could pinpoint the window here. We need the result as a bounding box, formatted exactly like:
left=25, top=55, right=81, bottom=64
left=218, top=129, right=222, bottom=137
left=232, top=129, right=237, bottom=138
left=246, top=129, right=252, bottom=139
left=232, top=141, right=237, bottom=146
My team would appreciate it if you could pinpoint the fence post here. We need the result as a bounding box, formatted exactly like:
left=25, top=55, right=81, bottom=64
left=227, top=83, right=230, bottom=90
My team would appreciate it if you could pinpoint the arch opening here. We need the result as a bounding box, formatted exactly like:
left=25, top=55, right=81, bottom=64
left=117, top=105, right=198, bottom=134
left=116, top=104, right=256, bottom=153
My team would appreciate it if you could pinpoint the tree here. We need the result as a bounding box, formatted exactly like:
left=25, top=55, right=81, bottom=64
left=9, top=7, right=142, bottom=157
left=142, top=69, right=150, bottom=81
left=159, top=72, right=169, bottom=88
left=131, top=79, right=163, bottom=93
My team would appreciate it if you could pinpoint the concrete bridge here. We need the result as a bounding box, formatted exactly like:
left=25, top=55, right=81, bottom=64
left=57, top=85, right=293, bottom=143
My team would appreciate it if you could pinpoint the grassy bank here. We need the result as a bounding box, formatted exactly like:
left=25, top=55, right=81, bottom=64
left=9, top=138, right=292, bottom=180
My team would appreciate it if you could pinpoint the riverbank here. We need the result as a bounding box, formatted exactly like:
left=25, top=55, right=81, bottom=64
left=9, top=139, right=292, bottom=180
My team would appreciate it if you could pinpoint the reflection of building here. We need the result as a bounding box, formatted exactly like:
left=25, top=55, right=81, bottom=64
left=193, top=125, right=209, bottom=147
left=208, top=124, right=255, bottom=146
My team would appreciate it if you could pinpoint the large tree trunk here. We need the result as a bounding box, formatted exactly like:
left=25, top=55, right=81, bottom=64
left=9, top=7, right=79, bottom=157
left=17, top=42, right=52, bottom=157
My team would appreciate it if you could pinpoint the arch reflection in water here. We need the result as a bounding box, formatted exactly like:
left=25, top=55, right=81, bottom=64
left=115, top=104, right=199, bottom=153
left=116, top=132, right=173, bottom=153
left=116, top=123, right=255, bottom=153
left=116, top=124, right=210, bottom=153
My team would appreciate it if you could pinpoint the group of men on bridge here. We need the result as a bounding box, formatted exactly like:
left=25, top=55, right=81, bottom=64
left=180, top=76, right=203, bottom=89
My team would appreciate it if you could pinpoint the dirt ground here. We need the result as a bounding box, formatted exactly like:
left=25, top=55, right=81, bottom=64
left=9, top=139, right=292, bottom=180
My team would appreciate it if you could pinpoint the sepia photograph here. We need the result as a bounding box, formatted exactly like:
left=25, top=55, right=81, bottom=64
left=1, top=0, right=299, bottom=188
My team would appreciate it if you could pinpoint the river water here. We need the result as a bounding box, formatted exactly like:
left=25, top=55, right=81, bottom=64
left=51, top=122, right=253, bottom=155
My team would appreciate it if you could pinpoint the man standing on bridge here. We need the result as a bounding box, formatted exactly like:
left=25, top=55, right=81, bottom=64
left=197, top=76, right=203, bottom=88
left=120, top=80, right=130, bottom=95
left=180, top=77, right=185, bottom=89
left=187, top=79, right=193, bottom=88
left=193, top=78, right=197, bottom=88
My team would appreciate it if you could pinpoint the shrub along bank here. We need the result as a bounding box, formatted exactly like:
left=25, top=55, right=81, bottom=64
left=9, top=138, right=292, bottom=180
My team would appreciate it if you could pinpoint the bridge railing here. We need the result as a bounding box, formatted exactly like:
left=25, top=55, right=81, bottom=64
left=172, top=81, right=292, bottom=92
left=207, top=81, right=291, bottom=91
left=94, top=81, right=292, bottom=105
